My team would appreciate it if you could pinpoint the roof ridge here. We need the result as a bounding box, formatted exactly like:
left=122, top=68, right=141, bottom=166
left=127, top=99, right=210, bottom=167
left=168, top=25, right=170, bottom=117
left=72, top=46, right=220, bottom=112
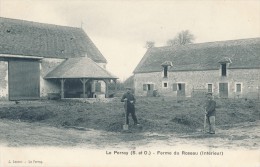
left=151, top=37, right=260, bottom=50
left=0, top=17, right=81, bottom=30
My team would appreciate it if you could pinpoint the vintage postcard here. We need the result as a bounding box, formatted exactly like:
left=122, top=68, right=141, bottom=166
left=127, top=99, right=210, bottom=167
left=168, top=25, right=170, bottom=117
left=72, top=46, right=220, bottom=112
left=0, top=0, right=259, bottom=166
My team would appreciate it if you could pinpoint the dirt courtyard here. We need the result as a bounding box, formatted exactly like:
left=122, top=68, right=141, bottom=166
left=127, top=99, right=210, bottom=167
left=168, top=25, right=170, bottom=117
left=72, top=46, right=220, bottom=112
left=0, top=96, right=259, bottom=149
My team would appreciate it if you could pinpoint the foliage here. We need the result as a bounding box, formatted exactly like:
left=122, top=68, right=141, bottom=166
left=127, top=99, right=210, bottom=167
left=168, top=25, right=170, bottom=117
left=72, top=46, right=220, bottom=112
left=167, top=30, right=195, bottom=46
left=145, top=41, right=155, bottom=49
left=107, top=80, right=125, bottom=91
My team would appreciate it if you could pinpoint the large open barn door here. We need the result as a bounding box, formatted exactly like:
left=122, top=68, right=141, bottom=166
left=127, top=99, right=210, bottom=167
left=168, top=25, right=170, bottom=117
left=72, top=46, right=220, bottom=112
left=8, top=59, right=40, bottom=100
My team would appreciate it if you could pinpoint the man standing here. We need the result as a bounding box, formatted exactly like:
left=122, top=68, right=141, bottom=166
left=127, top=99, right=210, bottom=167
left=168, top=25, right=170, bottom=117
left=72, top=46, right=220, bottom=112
left=205, top=92, right=216, bottom=134
left=121, top=87, right=139, bottom=125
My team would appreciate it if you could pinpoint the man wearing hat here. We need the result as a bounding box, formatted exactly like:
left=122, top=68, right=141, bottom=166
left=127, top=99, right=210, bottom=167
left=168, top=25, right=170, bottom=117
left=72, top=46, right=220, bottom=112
left=205, top=92, right=216, bottom=134
left=121, top=87, right=139, bottom=125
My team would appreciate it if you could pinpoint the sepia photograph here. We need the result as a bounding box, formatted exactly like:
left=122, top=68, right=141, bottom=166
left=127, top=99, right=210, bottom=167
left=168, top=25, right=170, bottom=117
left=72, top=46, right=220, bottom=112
left=0, top=0, right=259, bottom=166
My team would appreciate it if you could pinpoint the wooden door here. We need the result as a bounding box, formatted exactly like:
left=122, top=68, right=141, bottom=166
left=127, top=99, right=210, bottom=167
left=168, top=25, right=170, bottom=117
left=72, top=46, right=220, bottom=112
left=8, top=59, right=40, bottom=100
left=219, top=83, right=228, bottom=98
left=146, top=84, right=154, bottom=96
left=177, top=83, right=185, bottom=96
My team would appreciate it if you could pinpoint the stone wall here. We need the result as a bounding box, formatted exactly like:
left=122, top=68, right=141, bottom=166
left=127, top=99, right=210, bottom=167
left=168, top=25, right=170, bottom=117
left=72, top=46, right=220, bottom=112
left=134, top=68, right=260, bottom=99
left=0, top=61, right=8, bottom=100
left=40, top=58, right=65, bottom=98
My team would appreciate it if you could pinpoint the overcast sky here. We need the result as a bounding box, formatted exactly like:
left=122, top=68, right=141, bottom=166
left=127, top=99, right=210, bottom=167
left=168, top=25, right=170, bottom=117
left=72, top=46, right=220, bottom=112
left=1, top=0, right=260, bottom=81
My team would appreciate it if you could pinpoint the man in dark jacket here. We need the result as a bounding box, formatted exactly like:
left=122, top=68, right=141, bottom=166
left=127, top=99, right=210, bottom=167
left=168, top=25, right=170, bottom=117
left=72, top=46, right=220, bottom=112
left=121, top=88, right=139, bottom=125
left=205, top=92, right=216, bottom=134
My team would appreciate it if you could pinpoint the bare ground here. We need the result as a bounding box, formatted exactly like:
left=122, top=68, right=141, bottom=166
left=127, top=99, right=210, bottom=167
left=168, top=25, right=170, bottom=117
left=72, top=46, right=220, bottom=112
left=0, top=97, right=259, bottom=149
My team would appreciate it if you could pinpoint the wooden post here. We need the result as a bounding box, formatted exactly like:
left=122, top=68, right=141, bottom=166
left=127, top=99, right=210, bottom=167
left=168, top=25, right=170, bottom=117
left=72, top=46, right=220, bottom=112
left=80, top=78, right=88, bottom=98
left=113, top=79, right=117, bottom=94
left=103, top=79, right=109, bottom=98
left=123, top=99, right=128, bottom=130
left=60, top=78, right=66, bottom=99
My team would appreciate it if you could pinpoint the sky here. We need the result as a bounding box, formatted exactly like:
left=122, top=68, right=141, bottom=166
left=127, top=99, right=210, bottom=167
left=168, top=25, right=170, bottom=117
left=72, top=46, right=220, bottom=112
left=0, top=0, right=259, bottom=81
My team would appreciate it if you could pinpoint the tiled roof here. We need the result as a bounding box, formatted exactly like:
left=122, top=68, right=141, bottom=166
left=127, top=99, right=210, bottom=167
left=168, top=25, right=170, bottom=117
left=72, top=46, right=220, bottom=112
left=134, top=38, right=260, bottom=73
left=0, top=17, right=107, bottom=63
left=45, top=57, right=117, bottom=79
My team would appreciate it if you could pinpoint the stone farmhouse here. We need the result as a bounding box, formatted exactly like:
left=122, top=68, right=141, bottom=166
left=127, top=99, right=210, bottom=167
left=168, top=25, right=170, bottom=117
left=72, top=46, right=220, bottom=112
left=0, top=17, right=117, bottom=100
left=133, top=38, right=260, bottom=99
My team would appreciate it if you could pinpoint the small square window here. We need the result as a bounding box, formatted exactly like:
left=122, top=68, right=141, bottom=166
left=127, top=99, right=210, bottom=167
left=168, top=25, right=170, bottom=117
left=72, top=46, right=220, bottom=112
left=162, top=82, right=168, bottom=88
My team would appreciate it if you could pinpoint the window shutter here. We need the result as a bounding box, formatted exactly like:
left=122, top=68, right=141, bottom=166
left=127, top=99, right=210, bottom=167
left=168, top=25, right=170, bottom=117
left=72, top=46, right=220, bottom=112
left=172, top=83, right=177, bottom=91
left=150, top=84, right=154, bottom=90
left=143, top=84, right=147, bottom=91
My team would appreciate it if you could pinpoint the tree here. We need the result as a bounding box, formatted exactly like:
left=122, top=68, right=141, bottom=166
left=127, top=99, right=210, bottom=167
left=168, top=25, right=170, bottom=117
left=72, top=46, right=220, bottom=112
left=166, top=39, right=179, bottom=46
left=145, top=41, right=155, bottom=49
left=167, top=30, right=195, bottom=46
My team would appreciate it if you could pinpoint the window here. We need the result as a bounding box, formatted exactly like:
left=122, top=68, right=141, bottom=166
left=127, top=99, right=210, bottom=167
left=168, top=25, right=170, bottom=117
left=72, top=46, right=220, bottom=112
left=163, top=82, right=168, bottom=88
left=143, top=84, right=154, bottom=91
left=221, top=63, right=227, bottom=76
left=163, top=66, right=168, bottom=78
left=208, top=84, right=213, bottom=93
left=236, top=83, right=242, bottom=93
left=178, top=83, right=182, bottom=90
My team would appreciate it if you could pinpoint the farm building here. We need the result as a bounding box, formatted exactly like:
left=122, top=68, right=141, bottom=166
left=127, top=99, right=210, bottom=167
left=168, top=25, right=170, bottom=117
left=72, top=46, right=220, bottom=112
left=133, top=38, right=260, bottom=99
left=0, top=17, right=117, bottom=100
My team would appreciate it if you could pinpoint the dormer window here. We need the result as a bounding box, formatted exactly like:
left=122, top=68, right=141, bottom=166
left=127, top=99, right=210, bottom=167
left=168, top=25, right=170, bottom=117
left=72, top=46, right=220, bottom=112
left=161, top=61, right=173, bottom=78
left=219, top=57, right=232, bottom=77
left=163, top=66, right=168, bottom=78
left=221, top=63, right=227, bottom=76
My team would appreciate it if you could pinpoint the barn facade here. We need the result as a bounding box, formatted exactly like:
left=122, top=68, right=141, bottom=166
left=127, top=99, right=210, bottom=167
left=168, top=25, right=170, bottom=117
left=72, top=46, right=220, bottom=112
left=0, top=17, right=117, bottom=100
left=133, top=38, right=260, bottom=99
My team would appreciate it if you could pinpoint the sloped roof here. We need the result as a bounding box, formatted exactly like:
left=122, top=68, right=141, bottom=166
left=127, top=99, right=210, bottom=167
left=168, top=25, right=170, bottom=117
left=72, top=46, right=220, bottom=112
left=134, top=38, right=260, bottom=73
left=45, top=57, right=117, bottom=79
left=0, top=17, right=107, bottom=63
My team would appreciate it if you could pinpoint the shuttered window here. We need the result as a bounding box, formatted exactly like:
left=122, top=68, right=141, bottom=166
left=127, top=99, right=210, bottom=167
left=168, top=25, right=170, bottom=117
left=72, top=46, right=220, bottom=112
left=172, top=83, right=177, bottom=91
left=208, top=84, right=213, bottom=93
left=236, top=83, right=241, bottom=92
left=143, top=84, right=154, bottom=91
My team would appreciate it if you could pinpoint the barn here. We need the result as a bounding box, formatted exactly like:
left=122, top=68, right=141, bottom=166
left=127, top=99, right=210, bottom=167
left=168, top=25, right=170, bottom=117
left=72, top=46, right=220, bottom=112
left=133, top=38, right=260, bottom=99
left=0, top=17, right=117, bottom=100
